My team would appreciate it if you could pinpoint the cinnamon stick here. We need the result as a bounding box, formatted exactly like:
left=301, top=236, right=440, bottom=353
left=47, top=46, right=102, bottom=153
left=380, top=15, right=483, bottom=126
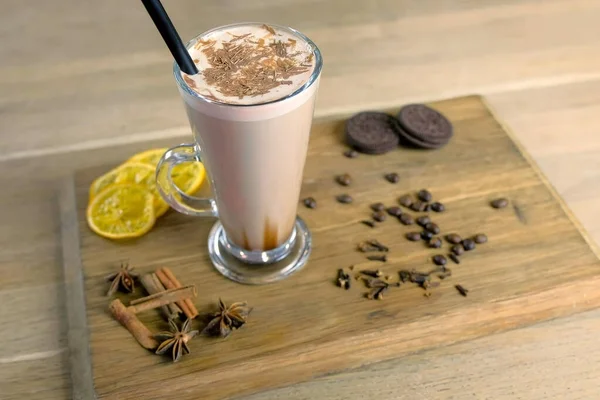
left=155, top=269, right=195, bottom=319
left=109, top=299, right=158, bottom=350
left=139, top=274, right=176, bottom=320
left=161, top=267, right=199, bottom=318
left=128, top=285, right=196, bottom=314
left=153, top=272, right=182, bottom=316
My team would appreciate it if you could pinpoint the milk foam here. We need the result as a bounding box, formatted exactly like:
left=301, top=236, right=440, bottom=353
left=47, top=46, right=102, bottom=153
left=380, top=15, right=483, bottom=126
left=182, top=24, right=316, bottom=106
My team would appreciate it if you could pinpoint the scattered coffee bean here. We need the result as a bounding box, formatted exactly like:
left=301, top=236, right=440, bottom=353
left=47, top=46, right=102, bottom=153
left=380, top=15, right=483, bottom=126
left=372, top=211, right=386, bottom=222
left=410, top=272, right=430, bottom=288
left=337, top=269, right=351, bottom=290
left=429, top=237, right=442, bottom=248
left=399, top=213, right=414, bottom=225
left=424, top=222, right=440, bottom=234
left=367, top=255, right=387, bottom=262
left=417, top=189, right=433, bottom=202
left=367, top=286, right=388, bottom=300
left=336, top=194, right=353, bottom=204
left=335, top=173, right=352, bottom=186
left=416, top=215, right=431, bottom=227
left=360, top=269, right=383, bottom=278
left=398, top=194, right=413, bottom=208
left=364, top=277, right=389, bottom=289
left=423, top=291, right=432, bottom=298
left=431, top=202, right=445, bottom=212
left=421, top=230, right=434, bottom=241
left=451, top=244, right=464, bottom=256
left=424, top=203, right=431, bottom=212
left=432, top=255, right=447, bottom=266
left=449, top=253, right=460, bottom=264
left=445, top=233, right=462, bottom=244
left=343, top=149, right=359, bottom=158
left=491, top=198, right=509, bottom=209
left=361, top=220, right=376, bottom=228
left=399, top=270, right=411, bottom=282
left=406, top=232, right=421, bottom=241
left=455, top=284, right=469, bottom=297
left=303, top=197, right=317, bottom=209
left=384, top=172, right=400, bottom=183
left=473, top=233, right=488, bottom=244
left=370, top=202, right=385, bottom=212
left=438, top=269, right=452, bottom=279
left=357, top=239, right=389, bottom=252
left=387, top=206, right=402, bottom=217
left=410, top=201, right=427, bottom=212
left=462, top=238, right=476, bottom=251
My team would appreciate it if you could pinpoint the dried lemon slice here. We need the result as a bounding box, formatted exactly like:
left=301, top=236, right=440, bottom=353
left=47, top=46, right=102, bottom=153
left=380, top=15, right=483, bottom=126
left=89, top=162, right=169, bottom=217
left=171, top=161, right=206, bottom=195
left=127, top=148, right=169, bottom=167
left=87, top=184, right=156, bottom=239
left=128, top=148, right=206, bottom=195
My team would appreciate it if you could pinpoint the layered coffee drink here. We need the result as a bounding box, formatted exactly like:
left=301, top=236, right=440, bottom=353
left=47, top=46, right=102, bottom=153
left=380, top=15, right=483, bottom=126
left=175, top=23, right=321, bottom=251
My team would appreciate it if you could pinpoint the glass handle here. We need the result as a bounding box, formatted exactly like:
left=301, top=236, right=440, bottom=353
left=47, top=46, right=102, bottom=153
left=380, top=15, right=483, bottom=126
left=156, top=143, right=218, bottom=217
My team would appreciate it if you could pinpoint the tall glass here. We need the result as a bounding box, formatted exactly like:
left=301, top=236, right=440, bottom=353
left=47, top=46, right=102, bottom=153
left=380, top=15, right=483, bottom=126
left=156, top=22, right=322, bottom=284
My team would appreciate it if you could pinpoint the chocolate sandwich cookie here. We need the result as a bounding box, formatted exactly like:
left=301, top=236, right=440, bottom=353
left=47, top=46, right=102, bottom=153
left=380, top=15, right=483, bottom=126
left=345, top=112, right=401, bottom=154
left=396, top=104, right=453, bottom=149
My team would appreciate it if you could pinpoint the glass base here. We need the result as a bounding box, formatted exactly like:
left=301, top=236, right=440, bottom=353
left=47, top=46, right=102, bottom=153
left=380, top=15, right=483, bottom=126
left=207, top=217, right=311, bottom=284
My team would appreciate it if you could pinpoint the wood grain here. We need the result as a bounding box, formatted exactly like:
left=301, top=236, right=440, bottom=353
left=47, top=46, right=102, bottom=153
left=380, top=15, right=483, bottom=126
left=4, top=0, right=600, bottom=398
left=5, top=0, right=600, bottom=159
left=65, top=96, right=600, bottom=399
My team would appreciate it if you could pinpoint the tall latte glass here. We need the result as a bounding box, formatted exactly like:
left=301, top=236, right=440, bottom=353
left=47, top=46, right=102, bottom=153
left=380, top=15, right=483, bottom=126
left=156, top=22, right=322, bottom=284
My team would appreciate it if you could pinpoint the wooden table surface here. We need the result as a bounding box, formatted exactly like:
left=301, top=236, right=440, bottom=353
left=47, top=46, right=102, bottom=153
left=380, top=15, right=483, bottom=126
left=2, top=1, right=600, bottom=398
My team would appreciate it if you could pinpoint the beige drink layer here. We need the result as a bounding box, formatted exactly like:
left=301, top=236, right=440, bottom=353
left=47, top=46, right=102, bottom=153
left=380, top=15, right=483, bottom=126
left=177, top=23, right=320, bottom=251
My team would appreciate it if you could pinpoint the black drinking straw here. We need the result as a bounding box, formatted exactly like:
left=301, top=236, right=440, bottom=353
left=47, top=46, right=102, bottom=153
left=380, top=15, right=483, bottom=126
left=141, top=0, right=199, bottom=75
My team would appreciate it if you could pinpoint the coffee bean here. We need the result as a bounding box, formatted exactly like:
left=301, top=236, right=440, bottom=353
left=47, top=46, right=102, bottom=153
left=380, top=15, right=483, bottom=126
left=438, top=269, right=452, bottom=279
left=424, top=203, right=431, bottom=212
left=418, top=189, right=433, bottom=202
left=406, top=232, right=421, bottom=241
left=361, top=220, right=376, bottom=228
left=398, top=194, right=413, bottom=208
left=431, top=202, right=445, bottom=212
left=445, top=233, right=462, bottom=244
left=432, top=255, right=447, bottom=266
left=455, top=284, right=469, bottom=297
left=386, top=206, right=402, bottom=217
left=372, top=211, right=386, bottom=222
left=416, top=215, right=431, bottom=227
left=399, top=214, right=414, bottom=225
left=429, top=237, right=442, bottom=248
left=421, top=230, right=433, bottom=241
left=410, top=201, right=427, bottom=212
left=384, top=173, right=400, bottom=183
left=473, top=233, right=488, bottom=244
left=491, top=198, right=509, bottom=209
left=449, top=253, right=460, bottom=264
left=451, top=245, right=464, bottom=256
left=343, top=149, right=359, bottom=158
left=370, top=202, right=385, bottom=212
left=303, top=197, right=317, bottom=209
left=462, top=238, right=476, bottom=251
left=424, top=222, right=440, bottom=234
left=335, top=173, right=352, bottom=186
left=336, top=194, right=353, bottom=204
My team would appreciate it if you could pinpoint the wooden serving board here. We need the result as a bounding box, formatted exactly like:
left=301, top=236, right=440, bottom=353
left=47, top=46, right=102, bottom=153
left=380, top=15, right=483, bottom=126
left=61, top=95, right=600, bottom=400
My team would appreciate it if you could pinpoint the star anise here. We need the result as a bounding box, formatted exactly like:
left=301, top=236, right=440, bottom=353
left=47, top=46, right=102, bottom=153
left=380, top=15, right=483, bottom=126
left=154, top=318, right=199, bottom=362
left=202, top=299, right=252, bottom=338
left=105, top=263, right=138, bottom=296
